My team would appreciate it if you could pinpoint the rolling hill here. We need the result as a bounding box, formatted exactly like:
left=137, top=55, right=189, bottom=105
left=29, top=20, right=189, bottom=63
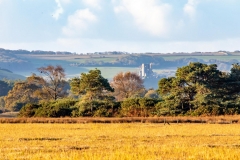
left=0, top=69, right=25, bottom=80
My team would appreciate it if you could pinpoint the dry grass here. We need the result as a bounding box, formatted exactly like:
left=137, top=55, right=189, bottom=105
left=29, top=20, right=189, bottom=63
left=0, top=112, right=19, bottom=118
left=0, top=116, right=240, bottom=124
left=1, top=123, right=240, bottom=159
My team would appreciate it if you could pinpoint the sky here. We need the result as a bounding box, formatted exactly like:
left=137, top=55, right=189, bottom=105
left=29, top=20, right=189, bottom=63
left=0, top=0, right=240, bottom=53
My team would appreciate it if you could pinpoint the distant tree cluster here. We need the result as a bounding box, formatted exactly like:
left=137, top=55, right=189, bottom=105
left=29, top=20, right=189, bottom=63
left=1, top=47, right=239, bottom=74
left=69, top=54, right=236, bottom=73
left=4, top=65, right=68, bottom=111
left=2, top=62, right=240, bottom=117
left=158, top=62, right=240, bottom=116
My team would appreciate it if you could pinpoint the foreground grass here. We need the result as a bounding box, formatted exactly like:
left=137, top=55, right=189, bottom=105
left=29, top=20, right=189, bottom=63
left=1, top=116, right=240, bottom=123
left=0, top=123, right=240, bottom=160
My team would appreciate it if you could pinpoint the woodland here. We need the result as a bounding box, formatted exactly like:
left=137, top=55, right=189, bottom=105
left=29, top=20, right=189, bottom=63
left=1, top=62, right=240, bottom=117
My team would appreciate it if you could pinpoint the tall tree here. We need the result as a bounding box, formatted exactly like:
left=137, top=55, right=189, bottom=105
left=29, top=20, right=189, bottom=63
left=4, top=80, right=40, bottom=111
left=4, top=65, right=67, bottom=111
left=111, top=72, right=145, bottom=101
left=227, top=63, right=240, bottom=96
left=70, top=69, right=114, bottom=100
left=34, top=65, right=67, bottom=100
left=157, top=62, right=223, bottom=115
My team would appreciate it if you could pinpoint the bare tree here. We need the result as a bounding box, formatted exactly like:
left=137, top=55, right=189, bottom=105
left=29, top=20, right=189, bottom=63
left=4, top=65, right=67, bottom=111
left=20, top=65, right=67, bottom=102
left=111, top=72, right=145, bottom=101
left=36, top=65, right=67, bottom=100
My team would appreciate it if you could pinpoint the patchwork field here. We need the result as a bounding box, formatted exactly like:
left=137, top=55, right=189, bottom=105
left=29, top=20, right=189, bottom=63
left=1, top=123, right=240, bottom=160
left=15, top=53, right=240, bottom=79
left=161, top=55, right=240, bottom=61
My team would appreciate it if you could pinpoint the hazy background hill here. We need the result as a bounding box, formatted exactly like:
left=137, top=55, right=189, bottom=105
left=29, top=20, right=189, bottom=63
left=1, top=48, right=240, bottom=89
left=0, top=69, right=25, bottom=80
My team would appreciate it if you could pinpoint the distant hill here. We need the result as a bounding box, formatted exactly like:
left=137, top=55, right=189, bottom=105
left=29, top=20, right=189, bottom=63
left=1, top=47, right=240, bottom=81
left=0, top=69, right=25, bottom=80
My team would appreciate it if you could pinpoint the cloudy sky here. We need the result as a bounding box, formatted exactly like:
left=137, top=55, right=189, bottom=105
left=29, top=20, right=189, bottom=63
left=0, top=0, right=240, bottom=53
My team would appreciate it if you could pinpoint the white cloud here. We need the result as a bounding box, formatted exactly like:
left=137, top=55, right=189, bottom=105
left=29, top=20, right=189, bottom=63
left=52, top=0, right=71, bottom=20
left=0, top=0, right=7, bottom=5
left=114, top=0, right=172, bottom=37
left=184, top=0, right=199, bottom=19
left=114, top=5, right=125, bottom=14
left=60, top=0, right=71, bottom=4
left=82, top=0, right=102, bottom=9
left=52, top=0, right=64, bottom=20
left=62, top=9, right=97, bottom=37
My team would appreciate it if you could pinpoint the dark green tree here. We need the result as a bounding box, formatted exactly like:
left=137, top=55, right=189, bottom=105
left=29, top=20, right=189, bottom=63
left=157, top=62, right=224, bottom=115
left=70, top=69, right=115, bottom=117
left=70, top=69, right=114, bottom=100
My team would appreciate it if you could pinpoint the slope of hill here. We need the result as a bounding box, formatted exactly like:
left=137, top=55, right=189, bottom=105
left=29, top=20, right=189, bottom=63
left=0, top=69, right=25, bottom=80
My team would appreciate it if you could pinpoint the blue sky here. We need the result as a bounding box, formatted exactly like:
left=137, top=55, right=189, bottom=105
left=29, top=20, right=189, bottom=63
left=0, top=0, right=240, bottom=53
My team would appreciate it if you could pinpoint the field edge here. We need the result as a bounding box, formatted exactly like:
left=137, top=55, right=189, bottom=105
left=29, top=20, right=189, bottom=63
left=0, top=116, right=239, bottom=124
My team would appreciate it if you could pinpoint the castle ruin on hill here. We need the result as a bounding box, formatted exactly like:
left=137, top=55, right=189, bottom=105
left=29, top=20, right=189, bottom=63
left=139, top=63, right=153, bottom=79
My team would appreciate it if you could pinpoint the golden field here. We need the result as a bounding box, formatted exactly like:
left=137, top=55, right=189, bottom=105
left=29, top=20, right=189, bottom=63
left=1, top=123, right=240, bottom=160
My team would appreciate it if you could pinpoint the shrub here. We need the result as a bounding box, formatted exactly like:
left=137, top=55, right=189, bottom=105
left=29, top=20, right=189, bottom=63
left=154, top=101, right=182, bottom=116
left=187, top=105, right=222, bottom=116
left=35, top=99, right=77, bottom=117
left=120, top=97, right=159, bottom=117
left=19, top=98, right=77, bottom=117
left=18, top=103, right=40, bottom=117
left=73, top=99, right=120, bottom=117
left=138, top=97, right=159, bottom=116
left=120, top=98, right=140, bottom=117
left=35, top=105, right=72, bottom=117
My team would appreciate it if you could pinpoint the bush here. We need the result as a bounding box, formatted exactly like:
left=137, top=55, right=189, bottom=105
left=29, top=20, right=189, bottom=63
left=35, top=99, right=77, bottom=117
left=154, top=101, right=182, bottom=116
left=73, top=99, right=120, bottom=117
left=120, top=98, right=140, bottom=117
left=35, top=105, right=72, bottom=117
left=138, top=97, right=159, bottom=116
left=18, top=103, right=40, bottom=117
left=187, top=105, right=222, bottom=116
left=19, top=98, right=78, bottom=117
left=74, top=100, right=98, bottom=117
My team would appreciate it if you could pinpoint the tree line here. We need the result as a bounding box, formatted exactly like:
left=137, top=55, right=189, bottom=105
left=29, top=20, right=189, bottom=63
left=1, top=62, right=240, bottom=117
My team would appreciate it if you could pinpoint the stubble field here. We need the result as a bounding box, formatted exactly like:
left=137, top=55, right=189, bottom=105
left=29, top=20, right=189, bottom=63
left=1, top=123, right=240, bottom=160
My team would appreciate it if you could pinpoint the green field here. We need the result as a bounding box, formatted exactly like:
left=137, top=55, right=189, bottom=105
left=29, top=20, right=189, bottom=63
left=162, top=55, right=240, bottom=61
left=16, top=54, right=240, bottom=80
left=0, top=123, right=240, bottom=159
left=17, top=54, right=140, bottom=79
left=84, top=67, right=139, bottom=79
left=69, top=57, right=116, bottom=63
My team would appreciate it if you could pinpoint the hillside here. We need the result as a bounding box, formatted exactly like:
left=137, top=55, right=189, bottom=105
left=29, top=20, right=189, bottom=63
left=0, top=69, right=25, bottom=80
left=1, top=48, right=240, bottom=83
